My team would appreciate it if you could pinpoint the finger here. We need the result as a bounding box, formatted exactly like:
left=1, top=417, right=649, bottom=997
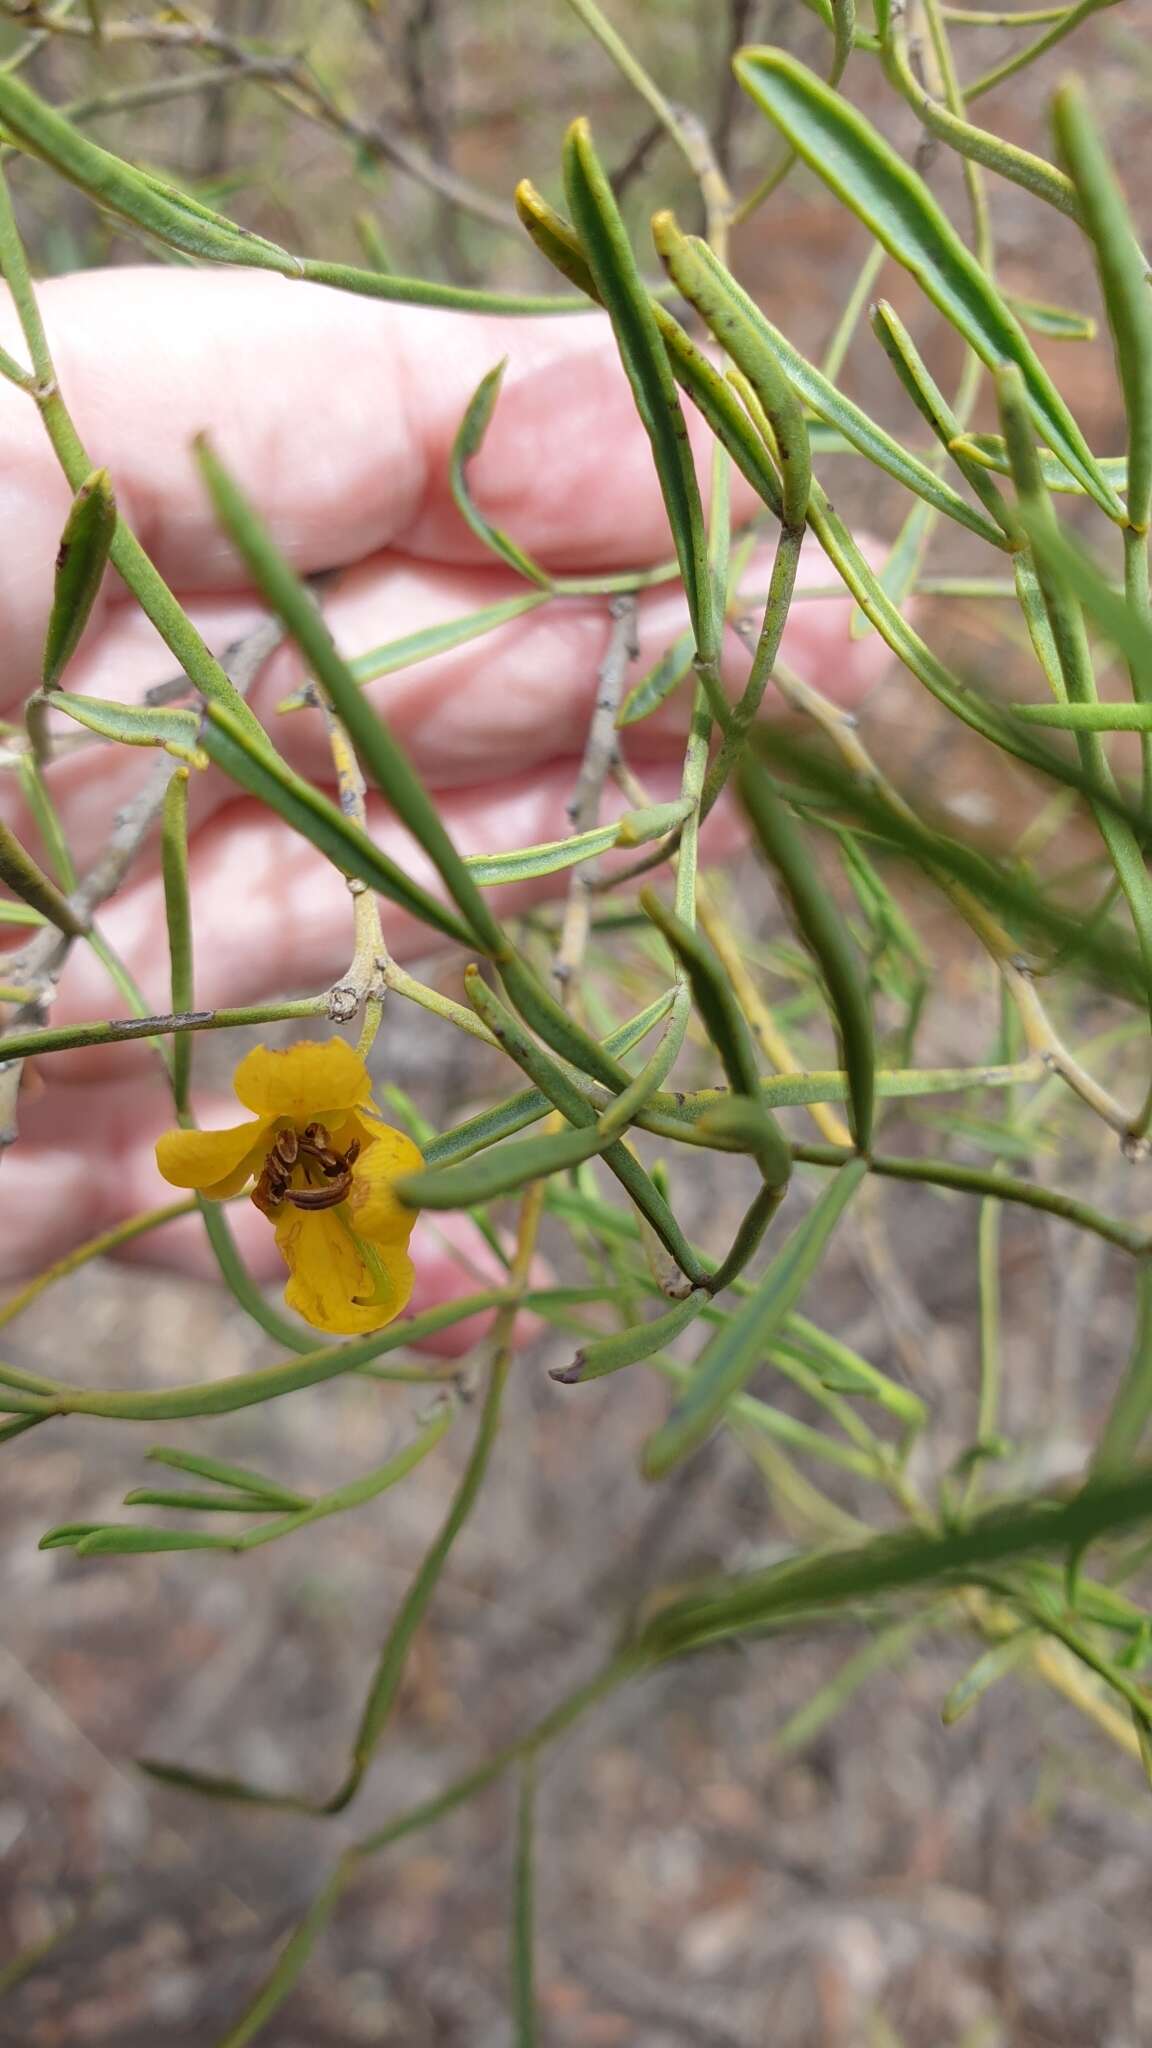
left=0, top=1078, right=538, bottom=1358
left=25, top=759, right=745, bottom=1085
left=0, top=267, right=758, bottom=691
left=5, top=538, right=890, bottom=870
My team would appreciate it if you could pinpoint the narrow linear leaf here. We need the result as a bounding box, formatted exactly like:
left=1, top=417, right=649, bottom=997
left=1053, top=81, right=1152, bottom=531
left=1013, top=702, right=1152, bottom=731
left=642, top=1159, right=867, bottom=1478
left=512, top=1763, right=539, bottom=2048
left=38, top=1524, right=103, bottom=1550
left=146, top=1446, right=310, bottom=1509
left=0, top=996, right=326, bottom=1070
left=551, top=1289, right=711, bottom=1385
left=997, top=369, right=1152, bottom=1004
left=514, top=177, right=785, bottom=521
left=425, top=1050, right=1035, bottom=1174
left=419, top=993, right=674, bottom=1169
left=659, top=221, right=1008, bottom=550
left=790, top=1142, right=1147, bottom=1258
left=50, top=689, right=204, bottom=758
left=449, top=365, right=553, bottom=585
left=1094, top=1263, right=1152, bottom=1475
left=0, top=70, right=300, bottom=271
left=74, top=1526, right=232, bottom=1556
left=1020, top=515, right=1152, bottom=695
left=850, top=494, right=937, bottom=638
left=802, top=469, right=1152, bottom=799
left=786, top=1314, right=925, bottom=1429
left=161, top=770, right=193, bottom=1112
left=640, top=1464, right=1152, bottom=1655
left=321, top=593, right=549, bottom=695
left=0, top=1200, right=196, bottom=1334
left=514, top=178, right=600, bottom=295
left=869, top=300, right=1014, bottom=533
left=641, top=888, right=792, bottom=1185
left=296, top=254, right=589, bottom=316
left=953, top=434, right=1127, bottom=497
left=195, top=437, right=506, bottom=957
left=465, top=798, right=692, bottom=885
left=399, top=1122, right=613, bottom=1209
left=182, top=1858, right=355, bottom=2048
left=882, top=31, right=1081, bottom=223
left=121, top=1490, right=278, bottom=1514
left=769, top=1615, right=936, bottom=1756
left=693, top=1092, right=796, bottom=1163
left=137, top=1757, right=318, bottom=1808
left=0, top=820, right=85, bottom=937
left=466, top=969, right=707, bottom=1288
left=753, top=727, right=1147, bottom=1005
left=199, top=702, right=476, bottom=950
left=42, top=467, right=115, bottom=687
left=963, top=0, right=1120, bottom=102
left=17, top=1292, right=511, bottom=1422
left=497, top=950, right=634, bottom=1095
left=652, top=215, right=811, bottom=532
left=617, top=628, right=696, bottom=727
left=739, top=756, right=874, bottom=1149
left=941, top=1632, right=1038, bottom=1724
left=562, top=120, right=714, bottom=659
left=734, top=49, right=1123, bottom=517
left=689, top=1355, right=884, bottom=1493
left=239, top=1402, right=459, bottom=1556
left=1007, top=294, right=1096, bottom=343
left=336, top=1363, right=508, bottom=1806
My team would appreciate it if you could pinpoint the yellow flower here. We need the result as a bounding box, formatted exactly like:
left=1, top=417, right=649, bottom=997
left=155, top=1040, right=423, bottom=1338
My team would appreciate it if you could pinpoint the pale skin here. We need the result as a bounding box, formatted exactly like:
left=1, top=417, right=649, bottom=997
left=0, top=269, right=889, bottom=1339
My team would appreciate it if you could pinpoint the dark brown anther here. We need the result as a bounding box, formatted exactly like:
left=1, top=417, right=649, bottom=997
left=273, top=1128, right=299, bottom=1168
left=251, top=1159, right=290, bottom=1218
left=284, top=1168, right=353, bottom=1212
left=251, top=1122, right=360, bottom=1219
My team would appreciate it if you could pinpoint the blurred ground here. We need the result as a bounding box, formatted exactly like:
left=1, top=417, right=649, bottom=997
left=3, top=3, right=1152, bottom=2044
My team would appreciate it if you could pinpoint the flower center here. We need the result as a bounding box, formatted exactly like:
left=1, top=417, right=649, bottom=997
left=251, top=1121, right=361, bottom=1217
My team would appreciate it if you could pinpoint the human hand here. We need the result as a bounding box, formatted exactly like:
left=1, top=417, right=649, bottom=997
left=0, top=267, right=889, bottom=1331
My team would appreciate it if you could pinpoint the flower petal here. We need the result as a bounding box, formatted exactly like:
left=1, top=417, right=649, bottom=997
left=274, top=1204, right=415, bottom=1336
left=155, top=1119, right=269, bottom=1196
left=346, top=1124, right=425, bottom=1245
left=232, top=1039, right=373, bottom=1120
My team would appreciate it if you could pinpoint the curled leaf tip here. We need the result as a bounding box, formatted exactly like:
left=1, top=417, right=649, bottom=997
left=549, top=1356, right=586, bottom=1386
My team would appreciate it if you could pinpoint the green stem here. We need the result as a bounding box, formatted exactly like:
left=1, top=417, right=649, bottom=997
left=791, top=1143, right=1147, bottom=1256
left=0, top=996, right=330, bottom=1062
left=0, top=819, right=86, bottom=937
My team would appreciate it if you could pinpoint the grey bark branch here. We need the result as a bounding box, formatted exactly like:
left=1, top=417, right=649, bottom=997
left=553, top=595, right=639, bottom=991
left=0, top=618, right=282, bottom=1153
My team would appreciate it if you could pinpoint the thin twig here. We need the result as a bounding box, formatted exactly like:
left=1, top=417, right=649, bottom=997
left=317, top=699, right=390, bottom=1047
left=608, top=115, right=667, bottom=198
left=397, top=0, right=472, bottom=282
left=714, top=0, right=758, bottom=177
left=755, top=653, right=1138, bottom=1142
left=0, top=6, right=518, bottom=235
left=0, top=618, right=281, bottom=1151
left=143, top=617, right=283, bottom=709
left=553, top=595, right=638, bottom=992
left=696, top=880, right=853, bottom=1148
